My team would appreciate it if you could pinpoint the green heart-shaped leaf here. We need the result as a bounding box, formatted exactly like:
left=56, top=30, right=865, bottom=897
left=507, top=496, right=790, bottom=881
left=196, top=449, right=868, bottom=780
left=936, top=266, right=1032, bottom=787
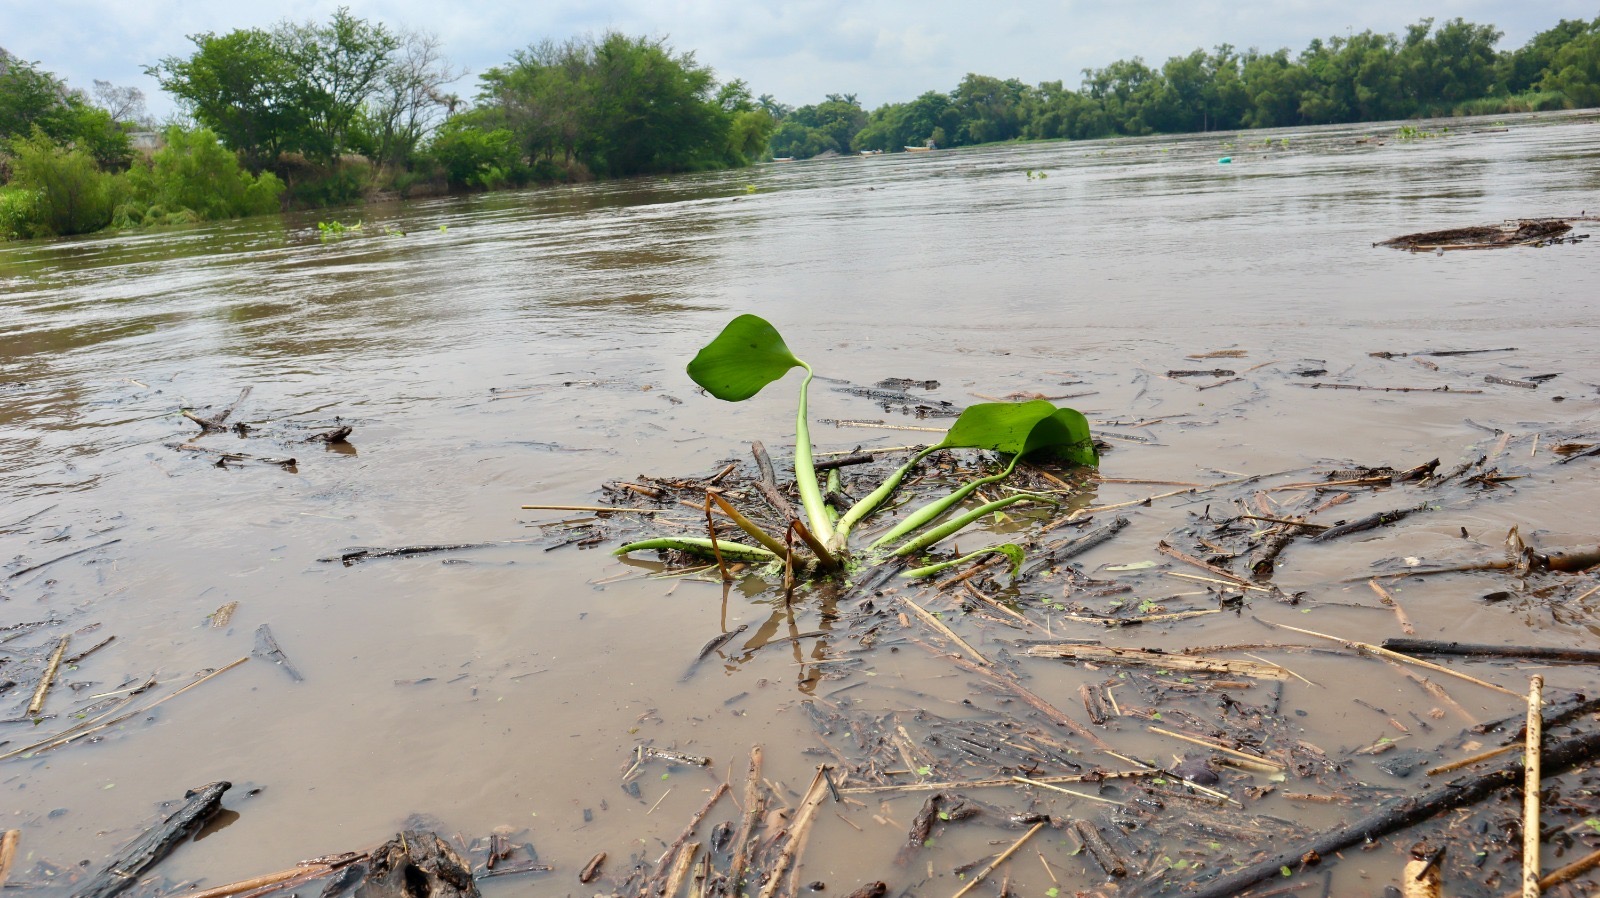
left=686, top=314, right=803, bottom=402
left=936, top=400, right=1058, bottom=454
left=936, top=401, right=1097, bottom=467
left=1021, top=407, right=1098, bottom=467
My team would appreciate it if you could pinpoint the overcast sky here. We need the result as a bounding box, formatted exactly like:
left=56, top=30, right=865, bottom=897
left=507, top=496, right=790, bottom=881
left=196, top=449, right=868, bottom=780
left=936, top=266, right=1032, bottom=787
left=5, top=1, right=1597, bottom=117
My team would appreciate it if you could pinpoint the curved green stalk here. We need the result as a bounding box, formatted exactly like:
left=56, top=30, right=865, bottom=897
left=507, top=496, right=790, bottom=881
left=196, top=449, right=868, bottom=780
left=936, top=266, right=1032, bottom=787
left=903, top=544, right=1024, bottom=579
left=830, top=445, right=942, bottom=550
left=793, top=362, right=833, bottom=544
left=870, top=455, right=1020, bottom=550
left=824, top=468, right=842, bottom=526
left=614, top=538, right=777, bottom=563
left=890, top=493, right=1051, bottom=557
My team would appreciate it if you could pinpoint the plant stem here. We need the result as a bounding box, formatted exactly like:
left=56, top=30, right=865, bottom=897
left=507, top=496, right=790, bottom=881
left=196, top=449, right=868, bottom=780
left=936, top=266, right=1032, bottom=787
left=707, top=493, right=790, bottom=558
left=614, top=538, right=777, bottom=563
left=793, top=362, right=834, bottom=545
left=891, top=493, right=1047, bottom=557
left=830, top=445, right=942, bottom=550
left=870, top=454, right=1018, bottom=550
left=903, top=545, right=1019, bottom=579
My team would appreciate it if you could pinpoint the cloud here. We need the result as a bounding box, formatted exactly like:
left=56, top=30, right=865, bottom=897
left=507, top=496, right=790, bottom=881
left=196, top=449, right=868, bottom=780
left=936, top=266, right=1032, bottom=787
left=5, top=0, right=1594, bottom=118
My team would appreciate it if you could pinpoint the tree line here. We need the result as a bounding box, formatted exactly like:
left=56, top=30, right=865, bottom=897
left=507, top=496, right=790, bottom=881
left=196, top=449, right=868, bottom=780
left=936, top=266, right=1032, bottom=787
left=2, top=8, right=773, bottom=239
left=3, top=10, right=1600, bottom=240
left=772, top=15, right=1600, bottom=157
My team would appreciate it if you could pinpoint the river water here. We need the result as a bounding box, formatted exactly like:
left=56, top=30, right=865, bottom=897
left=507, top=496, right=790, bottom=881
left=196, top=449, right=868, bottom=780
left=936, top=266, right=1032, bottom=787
left=3, top=112, right=1599, bottom=897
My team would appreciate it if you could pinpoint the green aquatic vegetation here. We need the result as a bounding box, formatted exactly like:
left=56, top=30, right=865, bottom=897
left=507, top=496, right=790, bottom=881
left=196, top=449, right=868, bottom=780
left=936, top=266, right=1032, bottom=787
left=317, top=219, right=363, bottom=240
left=614, top=314, right=1097, bottom=580
left=1395, top=124, right=1448, bottom=141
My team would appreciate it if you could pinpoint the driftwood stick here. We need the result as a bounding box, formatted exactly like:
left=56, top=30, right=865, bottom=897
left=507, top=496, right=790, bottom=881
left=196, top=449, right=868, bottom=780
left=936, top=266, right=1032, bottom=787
left=1178, top=728, right=1600, bottom=898
left=920, top=639, right=1112, bottom=751
left=0, top=830, right=19, bottom=889
left=1403, top=845, right=1444, bottom=898
left=1156, top=540, right=1251, bottom=586
left=1027, top=644, right=1289, bottom=680
left=1263, top=620, right=1518, bottom=696
left=180, top=858, right=355, bottom=898
left=72, top=782, right=231, bottom=898
left=27, top=635, right=69, bottom=715
left=756, top=767, right=830, bottom=898
left=660, top=842, right=699, bottom=898
left=902, top=594, right=990, bottom=665
left=950, top=821, right=1046, bottom=898
left=7, top=539, right=123, bottom=580
left=182, top=387, right=252, bottom=432
left=1147, top=725, right=1285, bottom=772
left=1535, top=847, right=1600, bottom=890
left=579, top=852, right=606, bottom=884
left=1310, top=504, right=1428, bottom=542
left=170, top=443, right=295, bottom=468
left=1381, top=639, right=1600, bottom=665
left=813, top=452, right=875, bottom=471
left=1524, top=675, right=1543, bottom=898
left=751, top=442, right=801, bottom=522
left=728, top=747, right=765, bottom=894
left=1072, top=820, right=1128, bottom=878
left=649, top=782, right=729, bottom=891
left=1017, top=517, right=1130, bottom=580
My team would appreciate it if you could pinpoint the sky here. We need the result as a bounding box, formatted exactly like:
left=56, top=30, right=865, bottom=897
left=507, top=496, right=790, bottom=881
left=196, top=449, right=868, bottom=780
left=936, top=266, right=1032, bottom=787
left=4, top=0, right=1597, bottom=117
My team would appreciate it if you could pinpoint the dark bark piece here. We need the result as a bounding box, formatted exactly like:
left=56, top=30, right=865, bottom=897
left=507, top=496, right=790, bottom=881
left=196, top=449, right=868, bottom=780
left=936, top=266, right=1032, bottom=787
left=72, top=782, right=231, bottom=898
left=252, top=624, right=304, bottom=682
left=1073, top=820, right=1127, bottom=877
left=1249, top=520, right=1309, bottom=581
left=895, top=794, right=944, bottom=865
left=814, top=452, right=875, bottom=472
left=1309, top=505, right=1427, bottom=542
left=182, top=387, right=253, bottom=432
left=323, top=544, right=488, bottom=565
left=1538, top=546, right=1600, bottom=572
left=1079, top=683, right=1110, bottom=725
left=1166, top=369, right=1236, bottom=378
left=1017, top=517, right=1129, bottom=581
left=355, top=832, right=479, bottom=898
left=169, top=443, right=296, bottom=468
left=1472, top=693, right=1600, bottom=737
left=578, top=852, right=606, bottom=884
left=307, top=426, right=354, bottom=444
left=1380, top=639, right=1600, bottom=664
left=750, top=441, right=801, bottom=522
left=843, top=883, right=887, bottom=898
left=1178, top=729, right=1600, bottom=898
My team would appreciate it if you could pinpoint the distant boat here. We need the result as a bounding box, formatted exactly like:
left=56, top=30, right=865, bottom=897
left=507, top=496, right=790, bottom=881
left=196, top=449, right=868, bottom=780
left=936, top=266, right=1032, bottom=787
left=903, top=145, right=933, bottom=153
left=859, top=149, right=884, bottom=156
left=772, top=157, right=795, bottom=163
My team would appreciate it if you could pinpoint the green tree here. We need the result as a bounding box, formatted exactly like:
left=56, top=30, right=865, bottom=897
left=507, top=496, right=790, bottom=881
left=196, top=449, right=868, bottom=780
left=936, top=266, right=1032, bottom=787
left=276, top=7, right=399, bottom=163
left=147, top=29, right=305, bottom=167
left=7, top=132, right=115, bottom=235
left=1500, top=18, right=1593, bottom=92
left=1542, top=23, right=1600, bottom=107
left=126, top=127, right=284, bottom=219
left=358, top=29, right=461, bottom=170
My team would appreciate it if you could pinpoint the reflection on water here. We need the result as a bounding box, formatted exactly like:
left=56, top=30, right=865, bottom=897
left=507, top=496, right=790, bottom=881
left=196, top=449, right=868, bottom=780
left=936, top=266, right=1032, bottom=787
left=2, top=110, right=1599, bottom=896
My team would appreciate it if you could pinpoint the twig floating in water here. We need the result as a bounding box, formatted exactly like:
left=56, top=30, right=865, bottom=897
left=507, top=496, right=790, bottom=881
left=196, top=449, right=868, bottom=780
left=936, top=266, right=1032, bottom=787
left=7, top=538, right=122, bottom=580
left=26, top=635, right=69, bottom=716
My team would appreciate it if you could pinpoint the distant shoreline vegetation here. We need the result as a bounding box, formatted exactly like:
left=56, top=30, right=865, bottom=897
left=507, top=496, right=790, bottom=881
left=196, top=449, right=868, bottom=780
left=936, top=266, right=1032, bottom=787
left=3, top=11, right=1599, bottom=240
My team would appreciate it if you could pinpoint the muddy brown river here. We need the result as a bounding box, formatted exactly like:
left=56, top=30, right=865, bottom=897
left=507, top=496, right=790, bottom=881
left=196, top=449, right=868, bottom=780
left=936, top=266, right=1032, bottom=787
left=4, top=111, right=1600, bottom=898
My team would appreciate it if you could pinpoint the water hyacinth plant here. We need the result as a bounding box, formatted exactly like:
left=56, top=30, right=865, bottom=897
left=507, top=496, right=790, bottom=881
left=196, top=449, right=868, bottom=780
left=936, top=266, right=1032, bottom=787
left=614, top=314, right=1097, bottom=579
